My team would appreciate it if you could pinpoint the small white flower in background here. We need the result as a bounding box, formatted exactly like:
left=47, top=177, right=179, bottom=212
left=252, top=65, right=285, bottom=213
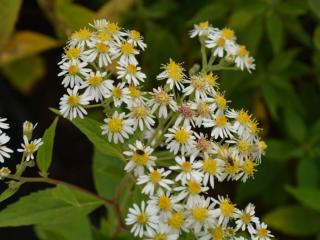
left=206, top=28, right=237, bottom=57
left=190, top=21, right=216, bottom=38
left=68, top=27, right=92, bottom=47
left=59, top=45, right=83, bottom=64
left=17, top=136, right=43, bottom=161
left=83, top=40, right=113, bottom=67
left=198, top=154, right=225, bottom=188
left=234, top=203, right=259, bottom=234
left=89, top=19, right=108, bottom=30
left=125, top=201, right=158, bottom=238
left=0, top=118, right=9, bottom=133
left=0, top=167, right=11, bottom=179
left=190, top=99, right=215, bottom=127
left=212, top=195, right=237, bottom=227
left=59, top=86, right=92, bottom=120
left=126, top=30, right=147, bottom=50
left=112, top=40, right=139, bottom=65
left=116, top=62, right=146, bottom=86
left=0, top=133, right=13, bottom=163
left=165, top=125, right=196, bottom=155
left=203, top=113, right=234, bottom=139
left=123, top=140, right=157, bottom=176
left=127, top=103, right=155, bottom=131
left=253, top=222, right=274, bottom=240
left=105, top=82, right=130, bottom=107
left=144, top=222, right=179, bottom=240
left=183, top=74, right=209, bottom=100
left=149, top=87, right=177, bottom=119
left=58, top=59, right=90, bottom=88
left=174, top=104, right=195, bottom=127
left=234, top=45, right=251, bottom=71
left=101, top=111, right=134, bottom=144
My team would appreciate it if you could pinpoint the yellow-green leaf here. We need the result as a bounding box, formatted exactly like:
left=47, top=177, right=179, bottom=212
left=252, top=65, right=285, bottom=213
left=0, top=31, right=60, bottom=65
left=286, top=186, right=320, bottom=212
left=266, top=13, right=284, bottom=53
left=96, top=0, right=135, bottom=23
left=0, top=0, right=22, bottom=48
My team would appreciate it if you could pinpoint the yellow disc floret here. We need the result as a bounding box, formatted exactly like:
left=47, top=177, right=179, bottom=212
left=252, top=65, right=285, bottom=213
left=192, top=207, right=208, bottom=222
left=174, top=128, right=190, bottom=144
left=108, top=118, right=123, bottom=133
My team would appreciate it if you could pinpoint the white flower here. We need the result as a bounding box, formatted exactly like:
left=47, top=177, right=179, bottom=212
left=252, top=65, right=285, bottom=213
left=116, top=62, right=146, bottom=86
left=157, top=59, right=187, bottom=91
left=17, top=136, right=43, bottom=161
left=105, top=82, right=130, bottom=107
left=0, top=118, right=9, bottom=133
left=126, top=30, right=147, bottom=50
left=166, top=211, right=187, bottom=233
left=170, top=155, right=202, bottom=185
left=203, top=113, right=234, bottom=139
left=144, top=222, right=179, bottom=240
left=183, top=74, right=209, bottom=100
left=149, top=87, right=177, bottom=119
left=127, top=103, right=155, bottom=131
left=83, top=40, right=113, bottom=67
left=190, top=99, right=215, bottom=127
left=112, top=40, right=139, bottom=65
left=174, top=104, right=195, bottom=127
left=211, top=195, right=237, bottom=227
left=206, top=28, right=237, bottom=57
left=104, top=21, right=125, bottom=41
left=124, top=140, right=157, bottom=176
left=101, top=111, right=134, bottom=143
left=198, top=155, right=225, bottom=188
left=246, top=55, right=256, bottom=73
left=0, top=133, right=13, bottom=163
left=190, top=21, right=216, bottom=38
left=89, top=19, right=108, bottom=30
left=253, top=222, right=274, bottom=240
left=59, top=86, right=92, bottom=120
left=234, top=45, right=251, bottom=71
left=58, top=60, right=90, bottom=88
left=185, top=196, right=219, bottom=234
left=197, top=225, right=226, bottom=240
left=234, top=203, right=259, bottom=234
left=165, top=125, right=196, bottom=155
left=252, top=140, right=267, bottom=164
left=192, top=133, right=216, bottom=157
left=68, top=27, right=92, bottom=47
left=125, top=201, right=158, bottom=238
left=59, top=45, right=83, bottom=64
left=81, top=71, right=113, bottom=102
left=137, top=167, right=173, bottom=196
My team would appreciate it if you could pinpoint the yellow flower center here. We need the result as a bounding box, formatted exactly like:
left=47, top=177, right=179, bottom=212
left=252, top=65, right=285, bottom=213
left=187, top=180, right=201, bottom=195
left=121, top=42, right=134, bottom=55
left=222, top=28, right=235, bottom=40
left=192, top=207, right=208, bottom=222
left=112, top=87, right=122, bottom=98
left=259, top=141, right=268, bottom=151
left=129, top=85, right=141, bottom=98
left=215, top=115, right=227, bottom=127
left=158, top=195, right=172, bottom=211
left=96, top=42, right=109, bottom=53
left=249, top=120, right=258, bottom=134
left=257, top=228, right=268, bottom=237
left=149, top=170, right=161, bottom=183
left=68, top=65, right=78, bottom=75
left=237, top=140, right=249, bottom=153
left=217, top=37, right=225, bottom=47
left=241, top=212, right=252, bottom=224
left=65, top=47, right=80, bottom=59
left=196, top=137, right=209, bottom=151
left=155, top=90, right=169, bottom=105
left=220, top=199, right=236, bottom=217
left=133, top=106, right=148, bottom=118
left=167, top=213, right=184, bottom=229
left=174, top=128, right=190, bottom=144
left=199, top=21, right=209, bottom=29
left=127, top=64, right=137, bottom=74
left=166, top=59, right=183, bottom=81
left=210, top=227, right=224, bottom=240
left=97, top=32, right=112, bottom=41
left=137, top=212, right=148, bottom=224
left=130, top=30, right=141, bottom=39
left=132, top=151, right=149, bottom=165
left=154, top=234, right=167, bottom=240
left=106, top=22, right=119, bottom=34
left=204, top=73, right=218, bottom=86
left=238, top=45, right=248, bottom=57
left=197, top=102, right=210, bottom=117
left=237, top=110, right=250, bottom=124
left=192, top=78, right=206, bottom=90
left=202, top=158, right=217, bottom=175
left=108, top=118, right=123, bottom=133
left=89, top=75, right=103, bottom=87
left=181, top=161, right=192, bottom=172
left=26, top=143, right=36, bottom=153
left=243, top=159, right=257, bottom=176
left=225, top=158, right=240, bottom=176
left=67, top=95, right=79, bottom=107
left=71, top=28, right=91, bottom=40
left=215, top=94, right=227, bottom=108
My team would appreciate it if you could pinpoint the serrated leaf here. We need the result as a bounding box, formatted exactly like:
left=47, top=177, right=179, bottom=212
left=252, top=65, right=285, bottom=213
left=0, top=186, right=102, bottom=227
left=266, top=13, right=284, bottom=53
left=37, top=117, right=59, bottom=174
left=297, top=159, right=318, bottom=187
left=286, top=186, right=320, bottom=212
left=96, top=0, right=135, bottom=22
left=264, top=205, right=320, bottom=236
left=0, top=31, right=60, bottom=65
left=0, top=55, right=45, bottom=94
left=308, top=0, right=320, bottom=18
left=0, top=0, right=22, bottom=48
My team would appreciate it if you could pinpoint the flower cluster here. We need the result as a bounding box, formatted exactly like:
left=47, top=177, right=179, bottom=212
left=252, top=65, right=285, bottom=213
left=57, top=20, right=273, bottom=239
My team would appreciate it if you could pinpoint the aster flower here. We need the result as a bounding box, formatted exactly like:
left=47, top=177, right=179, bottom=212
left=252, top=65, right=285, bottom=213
left=126, top=30, right=147, bottom=50
left=116, top=62, right=146, bottom=86
left=211, top=196, right=237, bottom=227
left=190, top=21, right=216, bottom=38
left=149, top=87, right=177, bottom=119
left=0, top=133, right=13, bottom=163
left=112, top=40, right=139, bottom=65
left=105, top=82, right=130, bottom=107
left=165, top=125, right=196, bottom=155
left=203, top=113, right=234, bottom=139
left=198, top=154, right=225, bottom=188
left=17, top=136, right=43, bottom=161
left=68, top=27, right=92, bottom=47
left=127, top=103, right=155, bottom=131
left=253, top=222, right=274, bottom=240
left=0, top=118, right=9, bottom=133
left=58, top=59, right=90, bottom=88
left=144, top=223, right=179, bottom=240
left=206, top=28, right=237, bottom=57
left=83, top=40, right=113, bottom=67
left=234, top=203, right=259, bottom=234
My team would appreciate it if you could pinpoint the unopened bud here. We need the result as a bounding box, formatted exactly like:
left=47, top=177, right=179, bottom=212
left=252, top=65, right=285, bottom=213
left=0, top=167, right=11, bottom=179
left=23, top=121, right=36, bottom=140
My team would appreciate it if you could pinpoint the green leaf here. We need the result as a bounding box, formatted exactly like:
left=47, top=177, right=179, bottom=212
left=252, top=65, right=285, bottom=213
left=0, top=55, right=46, bottom=94
left=93, top=149, right=125, bottom=199
left=55, top=0, right=95, bottom=32
left=35, top=212, right=93, bottom=240
left=266, top=139, right=302, bottom=162
left=37, top=117, right=59, bottom=174
left=283, top=109, right=306, bottom=143
left=0, top=182, right=23, bottom=202
left=0, top=0, right=22, bottom=48
left=0, top=186, right=102, bottom=227
left=314, top=25, right=320, bottom=49
left=264, top=205, right=320, bottom=236
left=189, top=2, right=229, bottom=24
left=308, top=0, right=320, bottom=18
left=266, top=13, right=284, bottom=53
left=0, top=31, right=60, bottom=65
left=286, top=186, right=320, bottom=212
left=297, top=159, right=318, bottom=187
left=261, top=81, right=280, bottom=119
left=268, top=49, right=299, bottom=72
left=278, top=0, right=308, bottom=16
left=96, top=0, right=135, bottom=22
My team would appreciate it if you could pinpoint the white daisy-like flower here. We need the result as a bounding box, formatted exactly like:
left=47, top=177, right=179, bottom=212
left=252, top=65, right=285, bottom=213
left=213, top=92, right=229, bottom=113
left=197, top=224, right=227, bottom=240
left=183, top=74, right=209, bottom=100
left=0, top=118, right=9, bottom=133
left=199, top=154, right=225, bottom=188
left=137, top=167, right=173, bottom=196
left=211, top=195, right=237, bottom=227
left=174, top=104, right=195, bottom=127
left=166, top=211, right=187, bottom=233
left=116, top=62, right=146, bottom=86
left=190, top=99, right=215, bottom=127
left=125, top=201, right=158, bottom=238
left=112, top=40, right=139, bottom=65
left=202, top=72, right=219, bottom=96
left=148, top=190, right=183, bottom=220
left=104, top=82, right=130, bottom=107
left=89, top=19, right=108, bottom=30
left=191, top=133, right=217, bottom=158
left=189, top=21, right=216, bottom=38
left=17, top=136, right=43, bottom=161
left=83, top=40, right=113, bottom=67
left=234, top=203, right=259, bottom=234
left=144, top=222, right=179, bottom=240
left=253, top=222, right=274, bottom=240
left=124, top=140, right=157, bottom=176
left=239, top=158, right=258, bottom=182
left=170, top=155, right=202, bottom=185
left=101, top=111, right=134, bottom=143
left=126, top=30, right=147, bottom=50
left=206, top=28, right=237, bottom=57
left=149, top=87, right=177, bottom=119
left=68, top=27, right=92, bottom=47
left=252, top=140, right=267, bottom=164
left=127, top=103, right=155, bottom=131
left=0, top=133, right=13, bottom=163
left=165, top=125, right=196, bottom=155
left=58, top=60, right=90, bottom=88
left=81, top=71, right=113, bottom=102
left=127, top=85, right=147, bottom=105
left=59, top=45, right=83, bottom=64
left=104, top=21, right=125, bottom=41
left=185, top=196, right=219, bottom=234
left=234, top=45, right=251, bottom=71
left=227, top=137, right=252, bottom=160
left=203, top=113, right=234, bottom=139
left=157, top=59, right=187, bottom=91
left=59, top=86, right=92, bottom=120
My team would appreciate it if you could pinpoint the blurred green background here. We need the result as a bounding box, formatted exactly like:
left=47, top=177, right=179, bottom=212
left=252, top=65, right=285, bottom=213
left=1, top=0, right=320, bottom=239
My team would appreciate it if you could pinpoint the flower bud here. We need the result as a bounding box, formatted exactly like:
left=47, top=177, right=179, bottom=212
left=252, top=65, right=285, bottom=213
left=0, top=167, right=11, bottom=179
left=23, top=121, right=36, bottom=140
